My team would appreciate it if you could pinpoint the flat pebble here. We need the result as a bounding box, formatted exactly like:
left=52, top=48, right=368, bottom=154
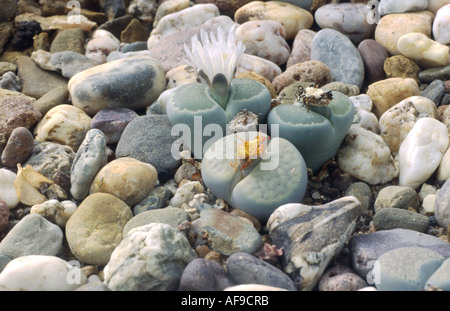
left=358, top=39, right=388, bottom=85
left=133, top=186, right=174, bottom=215
left=435, top=178, right=450, bottom=228
left=65, top=193, right=133, bottom=265
left=321, top=82, right=360, bottom=97
left=425, top=257, right=450, bottom=290
left=50, top=28, right=85, bottom=54
left=318, top=265, right=368, bottom=291
left=398, top=117, right=449, bottom=189
left=374, top=185, right=421, bottom=213
left=0, top=255, right=87, bottom=291
left=179, top=258, right=235, bottom=291
left=315, top=3, right=375, bottom=44
left=286, top=29, right=315, bottom=68
left=421, top=80, right=446, bottom=106
left=433, top=4, right=450, bottom=45
left=120, top=18, right=148, bottom=43
left=419, top=65, right=450, bottom=83
left=375, top=247, right=444, bottom=291
left=226, top=253, right=297, bottom=290
left=373, top=208, right=430, bottom=232
left=33, top=86, right=69, bottom=116
left=0, top=213, right=63, bottom=259
left=378, top=0, right=428, bottom=15
left=90, top=108, right=139, bottom=144
left=383, top=55, right=421, bottom=84
left=311, top=28, right=365, bottom=89
left=235, top=20, right=290, bottom=66
left=50, top=51, right=98, bottom=79
left=1, top=127, right=34, bottom=168
left=103, top=223, right=196, bottom=291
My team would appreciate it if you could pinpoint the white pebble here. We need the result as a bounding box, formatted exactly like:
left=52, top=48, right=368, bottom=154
left=422, top=194, right=437, bottom=214
left=0, top=168, right=19, bottom=209
left=85, top=30, right=120, bottom=64
left=433, top=4, right=450, bottom=45
left=437, top=146, right=450, bottom=181
left=169, top=181, right=203, bottom=207
left=30, top=199, right=77, bottom=227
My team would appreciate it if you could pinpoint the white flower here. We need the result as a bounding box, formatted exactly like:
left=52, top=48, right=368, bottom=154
left=183, top=26, right=245, bottom=88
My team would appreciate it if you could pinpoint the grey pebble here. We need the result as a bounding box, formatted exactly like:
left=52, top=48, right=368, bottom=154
left=420, top=79, right=445, bottom=106
left=133, top=186, right=174, bottom=215
left=179, top=258, right=235, bottom=291
left=419, top=65, right=450, bottom=83
left=318, top=264, right=368, bottom=291
left=374, top=185, right=420, bottom=213
left=50, top=51, right=98, bottom=79
left=425, top=257, right=450, bottom=290
left=434, top=177, right=450, bottom=228
left=0, top=71, right=21, bottom=92
left=345, top=182, right=372, bottom=210
left=373, top=207, right=430, bottom=232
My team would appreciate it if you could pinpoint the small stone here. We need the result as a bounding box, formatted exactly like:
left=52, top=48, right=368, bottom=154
left=0, top=71, right=21, bottom=92
left=178, top=258, right=235, bottom=291
left=433, top=4, right=450, bottom=45
left=50, top=51, right=99, bottom=79
left=33, top=32, right=50, bottom=51
left=374, top=11, right=433, bottom=55
left=121, top=41, right=148, bottom=53
left=397, top=32, right=450, bottom=68
left=398, top=117, right=449, bottom=189
left=34, top=104, right=91, bottom=152
left=311, top=28, right=365, bottom=89
left=0, top=23, right=13, bottom=55
left=236, top=53, right=282, bottom=82
left=421, top=80, right=446, bottom=106
left=0, top=199, right=10, bottom=232
left=100, top=0, right=126, bottom=22
left=435, top=178, right=450, bottom=228
left=272, top=60, right=331, bottom=94
left=0, top=169, right=19, bottom=210
left=0, top=213, right=63, bottom=259
left=437, top=147, right=450, bottom=181
left=123, top=207, right=190, bottom=236
left=350, top=95, right=380, bottom=133
left=425, top=257, right=450, bottom=290
left=30, top=50, right=56, bottom=72
left=286, top=29, right=316, bottom=68
left=133, top=186, right=174, bottom=215
left=422, top=194, right=437, bottom=214
left=267, top=196, right=362, bottom=290
left=345, top=182, right=372, bottom=211
left=373, top=208, right=430, bottom=232
left=11, top=20, right=42, bottom=51
left=374, top=186, right=421, bottom=213
left=65, top=193, right=133, bottom=265
left=169, top=181, right=204, bottom=208
left=321, top=82, right=360, bottom=97
left=85, top=29, right=120, bottom=64
left=0, top=62, right=17, bottom=76
left=226, top=253, right=297, bottom=290
left=375, top=247, right=444, bottom=291
left=33, top=86, right=69, bottom=116
left=235, top=20, right=290, bottom=66
left=234, top=1, right=314, bottom=40
left=50, top=28, right=85, bottom=54
left=419, top=65, right=450, bottom=83
left=174, top=163, right=200, bottom=184
left=236, top=71, right=277, bottom=98
left=90, top=157, right=158, bottom=206
left=90, top=108, right=139, bottom=144
left=153, top=0, right=190, bottom=27
left=165, top=65, right=201, bottom=89
left=318, top=265, right=368, bottom=291
left=98, top=15, right=133, bottom=40
left=120, top=18, right=148, bottom=43
left=367, top=78, right=420, bottom=119
left=30, top=199, right=76, bottom=227
left=384, top=55, right=421, bottom=84
left=191, top=208, right=263, bottom=256
left=378, top=0, right=428, bottom=15
left=315, top=3, right=375, bottom=44
left=1, top=127, right=34, bottom=168
left=358, top=39, right=389, bottom=85
left=103, top=223, right=197, bottom=291
left=0, top=0, right=18, bottom=22
left=127, top=0, right=158, bottom=27
left=0, top=255, right=87, bottom=291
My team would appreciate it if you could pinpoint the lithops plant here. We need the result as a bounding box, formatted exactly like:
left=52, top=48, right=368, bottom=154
left=201, top=131, right=308, bottom=222
left=165, top=26, right=272, bottom=159
left=267, top=84, right=355, bottom=173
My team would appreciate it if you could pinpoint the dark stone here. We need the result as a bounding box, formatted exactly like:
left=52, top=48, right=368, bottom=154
left=133, top=186, right=174, bottom=215
left=419, top=65, right=450, bottom=83
left=226, top=253, right=297, bottom=290
left=100, top=0, right=126, bottom=21
left=358, top=39, right=388, bottom=85
left=435, top=178, right=450, bottom=229
left=420, top=79, right=446, bottom=106
left=121, top=41, right=148, bottom=53
left=1, top=127, right=34, bottom=168
left=11, top=21, right=41, bottom=51
left=98, top=14, right=133, bottom=40
left=179, top=258, right=235, bottom=291
left=373, top=207, right=430, bottom=232
left=0, top=23, right=13, bottom=55
left=90, top=107, right=139, bottom=144
left=0, top=0, right=18, bottom=23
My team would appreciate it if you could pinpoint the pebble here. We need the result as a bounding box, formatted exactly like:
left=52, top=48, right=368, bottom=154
left=34, top=104, right=92, bottom=152
left=0, top=71, right=21, bottom=92
left=0, top=255, right=87, bottom=291
left=147, top=3, right=220, bottom=49
left=267, top=196, right=362, bottom=290
left=103, top=223, right=196, bottom=291
left=349, top=228, right=450, bottom=278
left=153, top=0, right=190, bottom=27
left=1, top=127, right=34, bottom=168
left=427, top=0, right=450, bottom=13
left=374, top=11, right=433, bottom=55
left=314, top=3, right=375, bottom=44
left=90, top=108, right=139, bottom=144
left=0, top=62, right=16, bottom=76
left=383, top=55, right=421, bottom=84
left=422, top=194, right=437, bottom=214
left=236, top=53, right=282, bottom=82
left=321, top=82, right=360, bottom=97
left=30, top=199, right=77, bottom=227
left=272, top=60, right=331, bottom=94
left=0, top=213, right=63, bottom=259
left=374, top=186, right=421, bottom=213
left=33, top=86, right=69, bottom=116
left=437, top=147, right=450, bottom=181
left=435, top=178, right=450, bottom=228
left=235, top=20, right=290, bottom=66
left=234, top=1, right=314, bottom=40
left=236, top=71, right=277, bottom=98
left=311, top=28, right=365, bottom=89
left=318, top=265, right=368, bottom=291
left=97, top=15, right=133, bottom=40
left=120, top=18, right=148, bottom=43
left=132, top=186, right=174, bottom=215
left=345, top=182, right=372, bottom=211
left=350, top=95, right=380, bottom=134
left=65, top=193, right=133, bottom=266
left=165, top=65, right=201, bottom=89
left=397, top=32, right=450, bottom=68
left=378, top=0, right=428, bottom=15
left=123, top=207, right=190, bottom=236
left=89, top=157, right=158, bottom=206
left=190, top=208, right=263, bottom=256
left=115, top=115, right=182, bottom=177
left=433, top=4, right=450, bottom=45
left=0, top=200, right=9, bottom=232
left=68, top=55, right=166, bottom=116
left=50, top=28, right=85, bottom=54
left=70, top=129, right=108, bottom=201
left=398, top=117, right=449, bottom=189
left=367, top=78, right=420, bottom=119
left=121, top=41, right=148, bottom=53
left=378, top=96, right=438, bottom=155
left=373, top=208, right=430, bottom=232
left=421, top=80, right=446, bottom=106
left=31, top=50, right=57, bottom=72
left=50, top=51, right=99, bottom=79
left=358, top=39, right=388, bottom=85
left=286, top=29, right=315, bottom=68
left=337, top=126, right=399, bottom=185
left=178, top=258, right=235, bottom=291
left=85, top=29, right=120, bottom=64
left=127, top=0, right=158, bottom=27
left=225, top=252, right=297, bottom=290
left=419, top=65, right=450, bottom=83
left=375, top=247, right=444, bottom=291
left=425, top=257, right=450, bottom=290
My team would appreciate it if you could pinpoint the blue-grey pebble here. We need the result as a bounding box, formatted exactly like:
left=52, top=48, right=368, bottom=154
left=50, top=51, right=98, bottom=79
left=278, top=0, right=313, bottom=10
left=0, top=254, right=11, bottom=273
left=0, top=71, right=21, bottom=92
left=375, top=247, right=444, bottom=291
left=121, top=41, right=148, bottom=53
left=178, top=258, right=235, bottom=291
left=311, top=28, right=365, bottom=89
left=425, top=257, right=450, bottom=290
left=133, top=186, right=174, bottom=215
left=420, top=79, right=445, bottom=106
left=434, top=177, right=450, bottom=228
left=441, top=93, right=450, bottom=106
left=419, top=65, right=450, bottom=83
left=373, top=207, right=430, bottom=232
left=115, top=115, right=182, bottom=178
left=349, top=228, right=450, bottom=278
left=226, top=253, right=297, bottom=291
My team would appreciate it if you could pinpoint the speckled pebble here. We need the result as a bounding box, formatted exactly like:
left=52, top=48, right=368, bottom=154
left=383, top=55, right=421, bottom=84
left=345, top=182, right=372, bottom=211
left=374, top=186, right=421, bottom=213
left=420, top=79, right=446, bottom=106
left=1, top=127, right=34, bottom=168
left=133, top=186, right=174, bottom=215
left=373, top=208, right=430, bottom=232
left=286, top=29, right=315, bottom=68
left=0, top=199, right=10, bottom=232
left=318, top=265, right=368, bottom=291
left=90, top=108, right=139, bottom=144
left=0, top=71, right=21, bottom=92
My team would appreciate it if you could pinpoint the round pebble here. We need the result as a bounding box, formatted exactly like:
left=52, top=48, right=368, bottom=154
left=1, top=127, right=34, bottom=168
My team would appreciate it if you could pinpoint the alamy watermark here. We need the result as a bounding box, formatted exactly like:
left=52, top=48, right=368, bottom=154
left=66, top=260, right=83, bottom=285
left=66, top=1, right=82, bottom=24
left=366, top=0, right=381, bottom=25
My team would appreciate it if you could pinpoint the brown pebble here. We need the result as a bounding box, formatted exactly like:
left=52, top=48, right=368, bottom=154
left=1, top=126, right=34, bottom=168
left=0, top=199, right=10, bottom=232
